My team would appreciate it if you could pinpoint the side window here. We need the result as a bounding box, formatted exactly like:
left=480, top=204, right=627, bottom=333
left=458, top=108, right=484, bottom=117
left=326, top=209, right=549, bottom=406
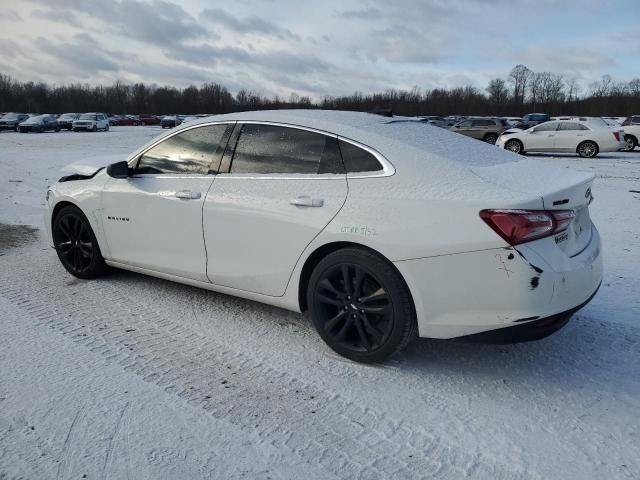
left=632, top=116, right=640, bottom=124
left=230, top=124, right=336, bottom=175
left=137, top=124, right=232, bottom=175
left=458, top=120, right=472, bottom=127
left=532, top=122, right=558, bottom=132
left=339, top=140, right=383, bottom=173
left=558, top=122, right=581, bottom=131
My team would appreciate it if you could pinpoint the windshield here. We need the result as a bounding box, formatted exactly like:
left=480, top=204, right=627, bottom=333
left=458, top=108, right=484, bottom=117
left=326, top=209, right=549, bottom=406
left=79, top=114, right=97, bottom=120
left=1, top=113, right=21, bottom=120
left=28, top=115, right=47, bottom=121
left=59, top=113, right=76, bottom=120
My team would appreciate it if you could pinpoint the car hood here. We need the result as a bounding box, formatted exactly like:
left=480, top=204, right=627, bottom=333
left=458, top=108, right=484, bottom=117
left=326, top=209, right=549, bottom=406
left=61, top=154, right=124, bottom=176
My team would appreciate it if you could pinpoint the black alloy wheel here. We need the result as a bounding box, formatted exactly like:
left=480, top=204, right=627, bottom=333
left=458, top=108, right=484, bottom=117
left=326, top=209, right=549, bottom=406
left=53, top=206, right=108, bottom=279
left=308, top=248, right=416, bottom=363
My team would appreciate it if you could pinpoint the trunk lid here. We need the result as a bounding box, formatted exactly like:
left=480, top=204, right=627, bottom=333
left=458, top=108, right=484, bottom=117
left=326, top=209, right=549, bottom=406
left=471, top=158, right=595, bottom=256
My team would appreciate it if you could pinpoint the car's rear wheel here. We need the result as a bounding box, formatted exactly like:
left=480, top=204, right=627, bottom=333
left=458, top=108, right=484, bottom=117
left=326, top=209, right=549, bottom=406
left=307, top=247, right=417, bottom=363
left=53, top=205, right=109, bottom=279
left=105, top=124, right=110, bottom=132
left=624, top=135, right=637, bottom=152
left=484, top=133, right=498, bottom=144
left=504, top=138, right=523, bottom=154
left=577, top=140, right=598, bottom=158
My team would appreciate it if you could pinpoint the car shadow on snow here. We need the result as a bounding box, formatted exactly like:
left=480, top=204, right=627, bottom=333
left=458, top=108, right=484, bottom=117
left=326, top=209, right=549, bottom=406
left=524, top=152, right=625, bottom=159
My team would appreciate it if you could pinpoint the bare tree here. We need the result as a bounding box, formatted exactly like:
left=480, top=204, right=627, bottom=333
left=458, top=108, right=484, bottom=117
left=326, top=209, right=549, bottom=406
left=509, top=64, right=532, bottom=105
left=487, top=78, right=509, bottom=106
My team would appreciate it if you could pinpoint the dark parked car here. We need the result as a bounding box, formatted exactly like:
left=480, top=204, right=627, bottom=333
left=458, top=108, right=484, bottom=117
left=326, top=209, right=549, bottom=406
left=57, top=113, right=80, bottom=130
left=448, top=117, right=509, bottom=144
left=517, top=113, right=551, bottom=129
left=139, top=114, right=161, bottom=125
left=0, top=112, right=29, bottom=131
left=18, top=115, right=60, bottom=133
left=114, top=115, right=140, bottom=126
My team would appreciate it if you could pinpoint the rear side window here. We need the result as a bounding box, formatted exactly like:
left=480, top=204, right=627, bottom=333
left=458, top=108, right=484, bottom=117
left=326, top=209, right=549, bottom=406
left=558, top=122, right=584, bottom=131
left=137, top=124, right=232, bottom=174
left=338, top=140, right=383, bottom=173
left=230, top=124, right=342, bottom=175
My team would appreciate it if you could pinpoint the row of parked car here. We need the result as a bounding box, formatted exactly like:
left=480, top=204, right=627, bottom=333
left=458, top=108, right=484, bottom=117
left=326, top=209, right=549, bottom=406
left=419, top=113, right=639, bottom=157
left=0, top=112, right=209, bottom=133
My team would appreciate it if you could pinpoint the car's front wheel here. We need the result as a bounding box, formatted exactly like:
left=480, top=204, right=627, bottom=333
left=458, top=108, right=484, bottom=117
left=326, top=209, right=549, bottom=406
left=577, top=140, right=598, bottom=158
left=504, top=138, right=524, bottom=154
left=307, top=247, right=417, bottom=363
left=53, top=205, right=109, bottom=279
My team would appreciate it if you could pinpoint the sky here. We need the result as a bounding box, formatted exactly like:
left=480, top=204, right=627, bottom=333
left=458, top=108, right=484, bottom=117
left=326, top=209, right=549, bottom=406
left=0, top=0, right=637, bottom=99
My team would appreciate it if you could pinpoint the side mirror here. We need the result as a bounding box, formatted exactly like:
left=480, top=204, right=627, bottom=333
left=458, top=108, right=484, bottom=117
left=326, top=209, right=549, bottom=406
left=106, top=161, right=130, bottom=179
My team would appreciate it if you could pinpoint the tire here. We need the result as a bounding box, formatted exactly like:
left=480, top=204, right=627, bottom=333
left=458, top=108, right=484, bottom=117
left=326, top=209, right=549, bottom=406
left=504, top=139, right=524, bottom=154
left=307, top=247, right=417, bottom=363
left=73, top=128, right=78, bottom=132
left=105, top=124, right=110, bottom=132
left=55, top=126, right=60, bottom=132
left=624, top=135, right=637, bottom=152
left=577, top=140, right=598, bottom=158
left=52, top=205, right=109, bottom=279
left=92, top=125, right=98, bottom=132
left=484, top=133, right=498, bottom=144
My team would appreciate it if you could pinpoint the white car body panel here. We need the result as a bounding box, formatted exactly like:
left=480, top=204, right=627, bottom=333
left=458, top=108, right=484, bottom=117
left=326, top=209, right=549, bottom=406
left=45, top=110, right=603, bottom=340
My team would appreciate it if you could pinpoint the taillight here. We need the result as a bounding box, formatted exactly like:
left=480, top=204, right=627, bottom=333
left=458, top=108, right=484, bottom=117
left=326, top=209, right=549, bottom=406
left=479, top=209, right=576, bottom=245
left=613, top=131, right=621, bottom=141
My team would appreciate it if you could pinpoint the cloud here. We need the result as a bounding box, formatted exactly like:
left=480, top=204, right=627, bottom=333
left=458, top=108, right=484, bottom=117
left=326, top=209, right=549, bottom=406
left=35, top=33, right=120, bottom=73
left=336, top=7, right=382, bottom=20
left=0, top=9, right=24, bottom=22
left=200, top=8, right=300, bottom=40
left=519, top=46, right=616, bottom=72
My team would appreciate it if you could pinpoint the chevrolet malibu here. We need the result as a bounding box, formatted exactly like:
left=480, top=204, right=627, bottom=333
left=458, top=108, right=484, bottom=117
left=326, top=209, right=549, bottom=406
left=45, top=110, right=603, bottom=362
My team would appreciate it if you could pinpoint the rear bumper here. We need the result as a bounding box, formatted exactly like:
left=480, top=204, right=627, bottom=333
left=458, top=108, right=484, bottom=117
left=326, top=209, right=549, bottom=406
left=459, top=282, right=600, bottom=343
left=394, top=226, right=603, bottom=339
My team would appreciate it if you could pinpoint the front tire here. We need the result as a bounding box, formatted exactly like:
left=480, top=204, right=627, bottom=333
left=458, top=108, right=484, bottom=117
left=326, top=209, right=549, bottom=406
left=504, top=138, right=524, bottom=154
left=577, top=140, right=598, bottom=158
left=624, top=135, right=637, bottom=152
left=307, top=247, right=417, bottom=363
left=52, top=205, right=109, bottom=279
left=92, top=125, right=98, bottom=132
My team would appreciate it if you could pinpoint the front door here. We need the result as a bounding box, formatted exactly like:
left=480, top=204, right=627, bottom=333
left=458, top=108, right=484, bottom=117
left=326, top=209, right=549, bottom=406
left=100, top=123, right=234, bottom=281
left=203, top=123, right=348, bottom=296
left=524, top=122, right=559, bottom=151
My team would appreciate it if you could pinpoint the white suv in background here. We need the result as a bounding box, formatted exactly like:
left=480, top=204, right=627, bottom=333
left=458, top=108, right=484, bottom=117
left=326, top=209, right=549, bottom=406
left=72, top=113, right=110, bottom=132
left=622, top=115, right=640, bottom=151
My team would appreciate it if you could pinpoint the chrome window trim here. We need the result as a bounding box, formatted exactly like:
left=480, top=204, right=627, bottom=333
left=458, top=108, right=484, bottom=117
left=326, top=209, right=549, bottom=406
left=126, top=119, right=396, bottom=179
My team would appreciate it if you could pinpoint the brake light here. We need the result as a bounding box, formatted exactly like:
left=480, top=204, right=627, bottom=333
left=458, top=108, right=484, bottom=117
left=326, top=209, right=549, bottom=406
left=613, top=131, right=621, bottom=141
left=479, top=209, right=576, bottom=245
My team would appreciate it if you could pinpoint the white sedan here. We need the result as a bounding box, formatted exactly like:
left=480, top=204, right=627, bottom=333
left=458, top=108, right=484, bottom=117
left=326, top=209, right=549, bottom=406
left=496, top=119, right=625, bottom=157
left=45, top=110, right=602, bottom=362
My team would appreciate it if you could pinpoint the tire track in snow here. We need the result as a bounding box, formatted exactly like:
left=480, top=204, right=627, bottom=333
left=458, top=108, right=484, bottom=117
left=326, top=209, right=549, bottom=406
left=0, top=251, right=542, bottom=480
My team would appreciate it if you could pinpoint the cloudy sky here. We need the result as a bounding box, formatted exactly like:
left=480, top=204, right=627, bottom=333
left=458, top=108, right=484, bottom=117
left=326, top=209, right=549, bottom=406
left=0, top=0, right=637, bottom=99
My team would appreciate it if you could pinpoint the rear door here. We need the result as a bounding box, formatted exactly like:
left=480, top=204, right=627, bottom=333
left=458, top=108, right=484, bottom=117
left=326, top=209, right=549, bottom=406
left=203, top=122, right=348, bottom=296
left=554, top=122, right=586, bottom=151
left=100, top=123, right=234, bottom=281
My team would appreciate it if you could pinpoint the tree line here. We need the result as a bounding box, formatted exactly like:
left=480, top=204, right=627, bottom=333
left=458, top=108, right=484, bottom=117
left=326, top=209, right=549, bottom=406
left=1, top=65, right=639, bottom=117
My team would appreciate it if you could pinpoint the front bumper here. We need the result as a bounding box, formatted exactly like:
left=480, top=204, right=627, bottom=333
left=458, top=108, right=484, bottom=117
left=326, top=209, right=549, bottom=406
left=0, top=123, right=18, bottom=130
left=394, top=226, right=603, bottom=339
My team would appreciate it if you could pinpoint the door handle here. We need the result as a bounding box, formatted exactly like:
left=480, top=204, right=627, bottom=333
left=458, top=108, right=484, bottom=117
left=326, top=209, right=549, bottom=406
left=290, top=196, right=324, bottom=207
left=175, top=190, right=201, bottom=199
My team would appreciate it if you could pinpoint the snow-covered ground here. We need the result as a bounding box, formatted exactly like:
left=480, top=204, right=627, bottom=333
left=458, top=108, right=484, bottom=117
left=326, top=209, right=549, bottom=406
left=0, top=126, right=638, bottom=479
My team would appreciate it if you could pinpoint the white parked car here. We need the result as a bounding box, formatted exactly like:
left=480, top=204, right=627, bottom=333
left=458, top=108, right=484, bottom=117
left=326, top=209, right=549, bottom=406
left=45, top=110, right=602, bottom=362
left=621, top=115, right=640, bottom=151
left=497, top=119, right=625, bottom=157
left=72, top=113, right=110, bottom=132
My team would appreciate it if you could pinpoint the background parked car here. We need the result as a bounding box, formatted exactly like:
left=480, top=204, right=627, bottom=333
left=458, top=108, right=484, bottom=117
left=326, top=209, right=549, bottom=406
left=449, top=117, right=509, bottom=144
left=160, top=115, right=178, bottom=128
left=497, top=119, right=625, bottom=157
left=417, top=116, right=448, bottom=128
left=18, top=114, right=60, bottom=133
left=73, top=113, right=110, bottom=132
left=0, top=112, right=29, bottom=131
left=621, top=115, right=640, bottom=151
left=502, top=117, right=523, bottom=128
left=114, top=115, right=140, bottom=126
left=57, top=113, right=80, bottom=130
left=517, top=113, right=551, bottom=129
left=138, top=114, right=161, bottom=125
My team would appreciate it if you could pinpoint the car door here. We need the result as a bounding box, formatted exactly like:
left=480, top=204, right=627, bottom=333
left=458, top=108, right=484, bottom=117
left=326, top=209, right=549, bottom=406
left=203, top=122, right=348, bottom=296
left=523, top=122, right=559, bottom=151
left=554, top=122, right=586, bottom=151
left=100, top=122, right=234, bottom=281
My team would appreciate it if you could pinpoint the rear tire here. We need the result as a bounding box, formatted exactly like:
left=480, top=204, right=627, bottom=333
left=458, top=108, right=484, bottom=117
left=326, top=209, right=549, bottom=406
left=52, top=205, right=109, bottom=279
left=504, top=138, right=523, bottom=154
left=484, top=133, right=498, bottom=144
left=105, top=124, right=110, bottom=132
left=624, top=135, right=637, bottom=152
left=307, top=247, right=417, bottom=363
left=577, top=140, right=598, bottom=158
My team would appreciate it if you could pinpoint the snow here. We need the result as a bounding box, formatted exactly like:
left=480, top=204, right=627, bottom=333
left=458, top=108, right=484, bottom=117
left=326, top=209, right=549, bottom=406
left=1, top=126, right=639, bottom=479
